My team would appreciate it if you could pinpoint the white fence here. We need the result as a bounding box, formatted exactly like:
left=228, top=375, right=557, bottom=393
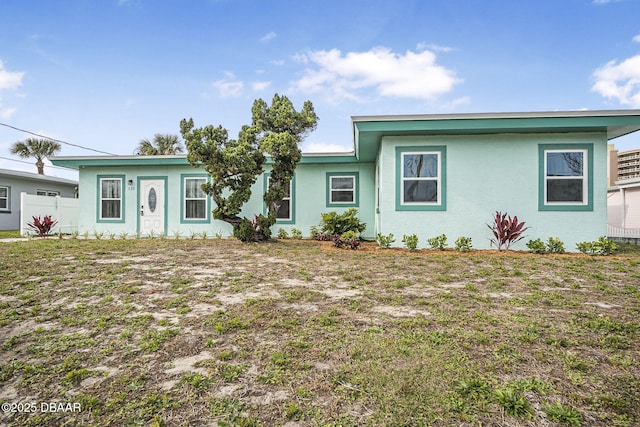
left=607, top=224, right=640, bottom=239
left=20, top=193, right=79, bottom=236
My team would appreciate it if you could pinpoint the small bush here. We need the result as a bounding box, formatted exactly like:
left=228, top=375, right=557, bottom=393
left=528, top=237, right=566, bottom=254
left=427, top=234, right=447, bottom=250
left=546, top=237, right=565, bottom=254
left=333, top=230, right=360, bottom=250
left=309, top=226, right=319, bottom=239
left=277, top=228, right=289, bottom=239
left=487, top=211, right=529, bottom=251
left=314, top=233, right=333, bottom=241
left=319, top=208, right=366, bottom=236
left=577, top=236, right=617, bottom=256
left=27, top=215, right=58, bottom=237
left=526, top=238, right=547, bottom=254
left=376, top=233, right=395, bottom=249
left=402, top=234, right=419, bottom=251
left=454, top=236, right=473, bottom=252
left=290, top=228, right=303, bottom=239
left=233, top=218, right=255, bottom=243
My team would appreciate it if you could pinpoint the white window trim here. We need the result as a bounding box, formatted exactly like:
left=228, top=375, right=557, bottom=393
left=400, top=151, right=441, bottom=206
left=99, top=178, right=123, bottom=220
left=267, top=176, right=292, bottom=221
left=183, top=177, right=208, bottom=220
left=0, top=185, right=9, bottom=211
left=544, top=149, right=588, bottom=206
left=329, top=175, right=355, bottom=204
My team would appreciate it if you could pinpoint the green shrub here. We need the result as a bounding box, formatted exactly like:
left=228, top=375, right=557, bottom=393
left=376, top=233, right=395, bottom=249
left=402, top=234, right=419, bottom=251
left=333, top=230, right=360, bottom=250
left=253, top=214, right=272, bottom=239
left=526, top=238, right=547, bottom=254
left=309, top=226, right=319, bottom=239
left=427, top=234, right=447, bottom=250
left=319, top=208, right=366, bottom=236
left=454, top=236, right=473, bottom=252
left=290, top=228, right=303, bottom=239
left=546, top=237, right=565, bottom=254
left=277, top=228, right=289, bottom=239
left=577, top=236, right=617, bottom=256
left=233, top=218, right=255, bottom=243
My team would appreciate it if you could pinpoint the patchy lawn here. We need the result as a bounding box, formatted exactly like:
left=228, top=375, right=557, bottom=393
left=0, top=238, right=639, bottom=426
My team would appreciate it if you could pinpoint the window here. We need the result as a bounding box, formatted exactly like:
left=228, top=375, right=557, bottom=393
left=265, top=174, right=294, bottom=223
left=0, top=186, right=8, bottom=211
left=395, top=146, right=447, bottom=211
left=539, top=144, right=593, bottom=211
left=183, top=176, right=208, bottom=221
left=326, top=173, right=359, bottom=207
left=99, top=177, right=123, bottom=220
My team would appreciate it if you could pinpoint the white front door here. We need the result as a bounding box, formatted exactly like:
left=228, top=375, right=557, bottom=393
left=140, top=179, right=165, bottom=236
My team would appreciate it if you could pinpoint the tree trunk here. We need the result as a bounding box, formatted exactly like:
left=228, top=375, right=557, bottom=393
left=36, top=159, right=44, bottom=175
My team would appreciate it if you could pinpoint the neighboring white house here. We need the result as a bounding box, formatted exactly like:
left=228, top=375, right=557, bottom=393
left=0, top=169, right=78, bottom=230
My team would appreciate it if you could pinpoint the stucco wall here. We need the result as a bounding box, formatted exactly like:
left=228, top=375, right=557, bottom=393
left=377, top=132, right=608, bottom=251
left=77, top=162, right=376, bottom=238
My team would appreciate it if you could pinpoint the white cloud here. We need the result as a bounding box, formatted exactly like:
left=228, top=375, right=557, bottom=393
left=212, top=73, right=243, bottom=98
left=633, top=34, right=640, bottom=43
left=417, top=42, right=455, bottom=53
left=290, top=47, right=460, bottom=102
left=592, top=55, right=640, bottom=108
left=0, top=60, right=24, bottom=90
left=260, top=32, right=276, bottom=43
left=252, top=81, right=271, bottom=91
left=592, top=0, right=623, bottom=4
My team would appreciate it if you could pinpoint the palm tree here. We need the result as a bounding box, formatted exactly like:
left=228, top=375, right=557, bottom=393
left=10, top=138, right=62, bottom=175
left=134, top=134, right=184, bottom=155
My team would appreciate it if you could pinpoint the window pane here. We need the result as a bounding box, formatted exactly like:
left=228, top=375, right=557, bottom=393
left=331, top=177, right=354, bottom=190
left=186, top=179, right=206, bottom=198
left=331, top=190, right=354, bottom=203
left=0, top=199, right=6, bottom=209
left=186, top=200, right=206, bottom=219
left=403, top=154, right=438, bottom=178
left=547, top=179, right=583, bottom=202
left=101, top=180, right=121, bottom=198
left=277, top=200, right=290, bottom=219
left=0, top=187, right=6, bottom=198
left=101, top=200, right=121, bottom=218
left=404, top=180, right=437, bottom=202
left=547, top=152, right=583, bottom=176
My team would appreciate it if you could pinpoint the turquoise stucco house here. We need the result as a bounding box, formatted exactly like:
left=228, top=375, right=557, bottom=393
left=51, top=110, right=640, bottom=250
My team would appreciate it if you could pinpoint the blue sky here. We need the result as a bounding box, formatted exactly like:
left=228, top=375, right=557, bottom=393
left=1, top=0, right=640, bottom=179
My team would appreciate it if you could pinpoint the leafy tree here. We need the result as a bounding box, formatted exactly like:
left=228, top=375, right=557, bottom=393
left=10, top=138, right=61, bottom=175
left=180, top=94, right=318, bottom=241
left=134, top=133, right=184, bottom=155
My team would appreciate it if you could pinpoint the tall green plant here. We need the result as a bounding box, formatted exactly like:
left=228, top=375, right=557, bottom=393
left=487, top=211, right=529, bottom=251
left=319, top=208, right=366, bottom=236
